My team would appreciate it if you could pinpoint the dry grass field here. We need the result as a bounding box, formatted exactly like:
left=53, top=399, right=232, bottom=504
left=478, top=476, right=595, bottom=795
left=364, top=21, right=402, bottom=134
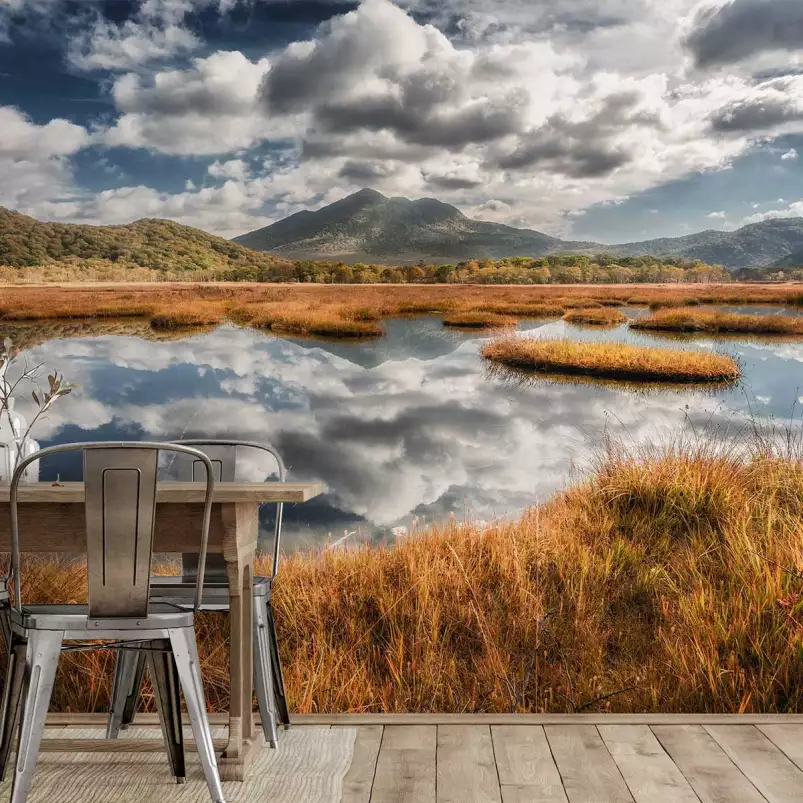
left=9, top=432, right=803, bottom=715
left=0, top=283, right=800, bottom=338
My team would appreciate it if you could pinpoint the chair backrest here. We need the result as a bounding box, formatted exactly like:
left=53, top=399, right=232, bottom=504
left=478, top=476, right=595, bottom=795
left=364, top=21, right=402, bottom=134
left=172, top=440, right=285, bottom=578
left=9, top=442, right=215, bottom=617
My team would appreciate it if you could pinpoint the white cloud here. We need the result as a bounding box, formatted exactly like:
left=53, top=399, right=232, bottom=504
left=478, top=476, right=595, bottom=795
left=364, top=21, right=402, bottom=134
left=0, top=106, right=90, bottom=213
left=40, top=181, right=271, bottom=239
left=64, top=0, right=245, bottom=72
left=781, top=148, right=799, bottom=161
left=101, top=51, right=289, bottom=156
left=707, top=210, right=726, bottom=218
left=68, top=18, right=199, bottom=71
left=739, top=199, right=803, bottom=225
left=208, top=158, right=250, bottom=182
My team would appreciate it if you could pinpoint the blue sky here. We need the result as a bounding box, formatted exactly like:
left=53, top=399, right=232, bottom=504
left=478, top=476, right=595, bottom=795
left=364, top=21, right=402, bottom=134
left=2, top=0, right=803, bottom=242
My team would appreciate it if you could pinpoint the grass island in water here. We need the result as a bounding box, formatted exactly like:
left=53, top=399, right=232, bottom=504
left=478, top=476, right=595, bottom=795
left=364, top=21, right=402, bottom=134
left=631, top=309, right=803, bottom=336
left=481, top=336, right=741, bottom=384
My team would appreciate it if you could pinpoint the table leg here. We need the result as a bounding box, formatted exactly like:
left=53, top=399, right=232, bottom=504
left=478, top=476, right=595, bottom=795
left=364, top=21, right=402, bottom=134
left=219, top=502, right=258, bottom=781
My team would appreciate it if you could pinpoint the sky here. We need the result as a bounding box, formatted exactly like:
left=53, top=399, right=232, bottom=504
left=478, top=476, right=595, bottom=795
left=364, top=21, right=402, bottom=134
left=2, top=0, right=803, bottom=243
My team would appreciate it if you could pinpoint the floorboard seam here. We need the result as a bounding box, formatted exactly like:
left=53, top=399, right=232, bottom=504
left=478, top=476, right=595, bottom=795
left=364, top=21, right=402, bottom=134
left=701, top=724, right=773, bottom=803
left=435, top=725, right=439, bottom=803
left=646, top=725, right=703, bottom=803
left=365, top=725, right=384, bottom=803
left=487, top=724, right=503, bottom=802
left=541, top=725, right=569, bottom=802
left=757, top=725, right=803, bottom=775
left=594, top=724, right=636, bottom=803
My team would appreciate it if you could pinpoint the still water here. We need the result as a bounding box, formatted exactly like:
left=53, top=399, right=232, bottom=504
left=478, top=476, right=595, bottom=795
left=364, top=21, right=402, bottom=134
left=6, top=308, right=803, bottom=552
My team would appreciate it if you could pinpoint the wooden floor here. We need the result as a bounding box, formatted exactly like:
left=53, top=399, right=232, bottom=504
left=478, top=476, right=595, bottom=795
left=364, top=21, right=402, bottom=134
left=340, top=722, right=803, bottom=803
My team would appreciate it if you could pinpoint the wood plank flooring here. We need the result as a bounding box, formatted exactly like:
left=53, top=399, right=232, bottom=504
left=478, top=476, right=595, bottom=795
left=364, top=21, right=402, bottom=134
left=40, top=718, right=803, bottom=802
left=344, top=722, right=803, bottom=802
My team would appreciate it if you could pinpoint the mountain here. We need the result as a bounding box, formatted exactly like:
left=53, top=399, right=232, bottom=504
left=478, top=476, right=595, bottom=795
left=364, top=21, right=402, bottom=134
left=234, top=188, right=598, bottom=263
left=235, top=189, right=803, bottom=269
left=0, top=207, right=289, bottom=272
left=773, top=244, right=803, bottom=268
left=613, top=218, right=803, bottom=268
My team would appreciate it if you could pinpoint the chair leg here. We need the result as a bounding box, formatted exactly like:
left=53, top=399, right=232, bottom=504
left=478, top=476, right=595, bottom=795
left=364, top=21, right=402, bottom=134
left=0, top=638, right=26, bottom=782
left=107, top=648, right=143, bottom=739
left=253, top=597, right=279, bottom=748
left=146, top=640, right=186, bottom=783
left=168, top=627, right=225, bottom=803
left=0, top=604, right=10, bottom=655
left=266, top=601, right=290, bottom=728
left=120, top=650, right=146, bottom=730
left=10, top=629, right=63, bottom=803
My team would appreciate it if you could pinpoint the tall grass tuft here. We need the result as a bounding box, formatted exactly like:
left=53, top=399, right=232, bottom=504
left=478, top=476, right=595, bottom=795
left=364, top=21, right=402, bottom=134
left=7, top=429, right=803, bottom=714
left=631, top=309, right=803, bottom=336
left=481, top=336, right=740, bottom=383
left=442, top=312, right=517, bottom=329
left=563, top=308, right=628, bottom=327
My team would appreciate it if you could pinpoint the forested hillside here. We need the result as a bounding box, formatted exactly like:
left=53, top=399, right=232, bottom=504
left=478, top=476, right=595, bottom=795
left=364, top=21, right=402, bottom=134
left=0, top=207, right=291, bottom=274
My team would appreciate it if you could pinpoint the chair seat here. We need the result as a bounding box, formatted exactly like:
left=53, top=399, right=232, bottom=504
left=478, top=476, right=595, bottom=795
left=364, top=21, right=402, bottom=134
left=149, top=575, right=273, bottom=610
left=10, top=603, right=194, bottom=632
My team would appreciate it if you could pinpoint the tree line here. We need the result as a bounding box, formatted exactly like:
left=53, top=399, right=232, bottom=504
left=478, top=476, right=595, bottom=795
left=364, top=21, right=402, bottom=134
left=220, top=254, right=736, bottom=284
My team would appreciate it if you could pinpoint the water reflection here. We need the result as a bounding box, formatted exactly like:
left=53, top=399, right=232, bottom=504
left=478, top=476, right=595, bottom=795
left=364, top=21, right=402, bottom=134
left=3, top=312, right=802, bottom=552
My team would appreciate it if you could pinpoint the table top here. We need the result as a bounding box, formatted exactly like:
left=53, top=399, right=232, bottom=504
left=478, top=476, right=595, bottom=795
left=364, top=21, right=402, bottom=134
left=0, top=481, right=324, bottom=504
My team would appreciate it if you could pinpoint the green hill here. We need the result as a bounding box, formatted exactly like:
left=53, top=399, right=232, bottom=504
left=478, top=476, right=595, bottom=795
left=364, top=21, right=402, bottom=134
left=0, top=207, right=289, bottom=273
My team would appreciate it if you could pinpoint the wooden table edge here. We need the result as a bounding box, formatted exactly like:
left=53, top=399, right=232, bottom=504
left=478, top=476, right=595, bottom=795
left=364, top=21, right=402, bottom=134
left=0, top=481, right=324, bottom=504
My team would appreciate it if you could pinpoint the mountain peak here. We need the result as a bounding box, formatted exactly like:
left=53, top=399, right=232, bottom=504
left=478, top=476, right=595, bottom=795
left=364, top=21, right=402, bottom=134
left=349, top=188, right=387, bottom=202
left=234, top=189, right=567, bottom=261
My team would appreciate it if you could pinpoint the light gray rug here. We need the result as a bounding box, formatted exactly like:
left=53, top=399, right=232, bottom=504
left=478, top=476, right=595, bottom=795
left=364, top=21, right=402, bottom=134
left=0, top=726, right=356, bottom=803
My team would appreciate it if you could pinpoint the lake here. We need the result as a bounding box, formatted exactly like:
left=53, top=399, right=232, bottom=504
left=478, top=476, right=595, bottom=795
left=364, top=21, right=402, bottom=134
left=6, top=306, right=803, bottom=553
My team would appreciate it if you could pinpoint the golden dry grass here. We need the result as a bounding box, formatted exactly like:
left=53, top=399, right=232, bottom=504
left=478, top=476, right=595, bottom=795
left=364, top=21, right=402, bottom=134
left=563, top=308, right=628, bottom=327
left=464, top=302, right=566, bottom=318
left=0, top=283, right=802, bottom=338
left=245, top=301, right=385, bottom=338
left=149, top=302, right=227, bottom=331
left=631, top=309, right=803, bottom=336
left=442, top=312, right=518, bottom=329
left=558, top=298, right=604, bottom=309
left=648, top=296, right=702, bottom=310
left=481, top=336, right=741, bottom=383
left=9, top=435, right=803, bottom=714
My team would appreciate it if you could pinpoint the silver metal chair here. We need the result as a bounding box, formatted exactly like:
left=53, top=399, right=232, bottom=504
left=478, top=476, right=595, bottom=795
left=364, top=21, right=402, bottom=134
left=0, top=442, right=226, bottom=803
left=107, top=440, right=289, bottom=748
left=0, top=577, right=9, bottom=651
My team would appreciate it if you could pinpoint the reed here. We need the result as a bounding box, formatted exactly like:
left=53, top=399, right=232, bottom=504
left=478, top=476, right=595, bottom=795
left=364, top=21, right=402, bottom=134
left=442, top=312, right=517, bottom=329
left=559, top=298, right=604, bottom=309
left=10, top=431, right=803, bottom=714
left=648, top=297, right=702, bottom=310
left=631, top=309, right=803, bottom=335
left=563, top=308, right=628, bottom=327
left=481, top=336, right=741, bottom=383
left=468, top=303, right=566, bottom=318
left=149, top=302, right=226, bottom=330
left=248, top=302, right=385, bottom=338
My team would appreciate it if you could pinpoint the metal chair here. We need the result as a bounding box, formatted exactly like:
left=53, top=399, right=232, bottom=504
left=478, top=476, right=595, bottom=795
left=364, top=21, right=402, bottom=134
left=107, top=440, right=289, bottom=749
left=0, top=442, right=225, bottom=803
left=0, top=578, right=9, bottom=651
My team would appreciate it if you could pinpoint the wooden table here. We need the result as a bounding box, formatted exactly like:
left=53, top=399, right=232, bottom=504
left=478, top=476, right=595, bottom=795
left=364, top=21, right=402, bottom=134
left=0, top=480, right=324, bottom=781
